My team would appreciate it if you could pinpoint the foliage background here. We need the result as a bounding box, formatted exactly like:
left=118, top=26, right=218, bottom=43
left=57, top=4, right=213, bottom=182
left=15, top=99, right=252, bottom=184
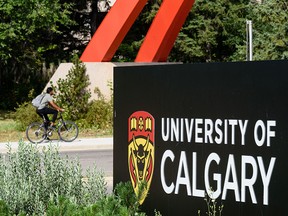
left=0, top=0, right=287, bottom=110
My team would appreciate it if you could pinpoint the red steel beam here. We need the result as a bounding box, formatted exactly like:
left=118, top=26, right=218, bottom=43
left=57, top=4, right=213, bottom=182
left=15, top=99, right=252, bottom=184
left=135, top=0, right=195, bottom=62
left=80, top=0, right=148, bottom=62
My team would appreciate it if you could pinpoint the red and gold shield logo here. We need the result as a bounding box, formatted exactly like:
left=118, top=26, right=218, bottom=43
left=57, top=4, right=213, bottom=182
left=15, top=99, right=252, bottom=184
left=128, top=111, right=155, bottom=204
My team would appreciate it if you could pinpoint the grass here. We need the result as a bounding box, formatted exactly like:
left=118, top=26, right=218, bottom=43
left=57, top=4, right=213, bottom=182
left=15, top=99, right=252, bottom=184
left=0, top=111, right=112, bottom=143
left=0, top=119, right=25, bottom=142
left=0, top=111, right=24, bottom=142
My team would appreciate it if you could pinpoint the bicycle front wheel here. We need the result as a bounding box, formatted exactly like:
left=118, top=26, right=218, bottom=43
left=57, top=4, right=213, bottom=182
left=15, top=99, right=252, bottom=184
left=58, top=121, right=79, bottom=142
left=26, top=122, right=47, bottom=143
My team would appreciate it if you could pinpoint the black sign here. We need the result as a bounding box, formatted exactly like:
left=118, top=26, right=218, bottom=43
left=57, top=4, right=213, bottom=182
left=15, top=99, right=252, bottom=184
left=113, top=60, right=288, bottom=216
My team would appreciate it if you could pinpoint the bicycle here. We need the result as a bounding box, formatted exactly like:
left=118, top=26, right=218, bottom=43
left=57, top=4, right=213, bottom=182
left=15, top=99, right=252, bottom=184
left=26, top=112, right=79, bottom=143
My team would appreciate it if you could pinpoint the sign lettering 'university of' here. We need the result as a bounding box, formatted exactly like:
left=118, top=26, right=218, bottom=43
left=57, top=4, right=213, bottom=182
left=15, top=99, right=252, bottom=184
left=161, top=118, right=276, bottom=146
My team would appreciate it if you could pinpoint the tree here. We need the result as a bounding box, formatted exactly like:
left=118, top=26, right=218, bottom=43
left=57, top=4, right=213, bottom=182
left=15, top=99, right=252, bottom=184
left=113, top=0, right=251, bottom=63
left=51, top=56, right=91, bottom=121
left=1, top=0, right=287, bottom=110
left=0, top=0, right=74, bottom=109
left=169, top=0, right=250, bottom=63
left=112, top=0, right=160, bottom=62
left=246, top=0, right=288, bottom=60
left=0, top=0, right=112, bottom=110
left=57, top=0, right=111, bottom=59
left=0, top=0, right=74, bottom=62
left=114, top=0, right=288, bottom=62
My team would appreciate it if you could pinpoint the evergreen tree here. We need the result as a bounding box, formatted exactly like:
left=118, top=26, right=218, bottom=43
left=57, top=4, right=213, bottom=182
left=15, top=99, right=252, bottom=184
left=169, top=0, right=250, bottom=63
left=113, top=0, right=160, bottom=62
left=114, top=0, right=252, bottom=63
left=247, top=0, right=288, bottom=60
left=51, top=56, right=91, bottom=121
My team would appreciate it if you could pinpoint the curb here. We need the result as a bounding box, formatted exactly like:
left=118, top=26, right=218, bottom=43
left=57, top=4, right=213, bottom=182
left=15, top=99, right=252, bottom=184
left=0, top=137, right=113, bottom=153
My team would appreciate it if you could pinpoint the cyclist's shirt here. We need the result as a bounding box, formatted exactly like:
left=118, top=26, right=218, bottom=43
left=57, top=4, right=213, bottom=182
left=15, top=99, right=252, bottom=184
left=38, top=93, right=53, bottom=110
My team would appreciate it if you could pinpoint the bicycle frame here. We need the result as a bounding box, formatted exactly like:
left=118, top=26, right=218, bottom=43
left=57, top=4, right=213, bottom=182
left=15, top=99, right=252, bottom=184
left=27, top=111, right=79, bottom=143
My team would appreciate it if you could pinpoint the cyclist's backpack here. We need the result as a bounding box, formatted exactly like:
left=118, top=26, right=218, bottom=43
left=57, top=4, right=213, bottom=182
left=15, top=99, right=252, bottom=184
left=32, top=94, right=45, bottom=108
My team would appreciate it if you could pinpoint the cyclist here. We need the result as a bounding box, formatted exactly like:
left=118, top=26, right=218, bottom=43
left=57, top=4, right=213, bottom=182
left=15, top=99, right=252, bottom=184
left=36, top=87, right=65, bottom=127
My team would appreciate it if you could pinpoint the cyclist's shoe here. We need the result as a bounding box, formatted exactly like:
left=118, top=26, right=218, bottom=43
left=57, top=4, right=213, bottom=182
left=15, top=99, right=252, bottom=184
left=48, top=122, right=56, bottom=129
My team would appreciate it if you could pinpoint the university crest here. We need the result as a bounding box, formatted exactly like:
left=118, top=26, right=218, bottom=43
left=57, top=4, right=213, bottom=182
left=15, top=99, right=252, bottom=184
left=128, top=111, right=155, bottom=204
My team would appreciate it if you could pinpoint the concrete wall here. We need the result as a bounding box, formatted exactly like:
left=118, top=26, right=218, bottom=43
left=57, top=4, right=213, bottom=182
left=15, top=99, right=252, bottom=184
left=45, top=62, right=179, bottom=101
left=45, top=62, right=114, bottom=101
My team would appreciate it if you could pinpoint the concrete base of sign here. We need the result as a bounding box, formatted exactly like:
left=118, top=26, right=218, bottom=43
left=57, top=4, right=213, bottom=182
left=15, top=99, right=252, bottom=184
left=45, top=62, right=179, bottom=101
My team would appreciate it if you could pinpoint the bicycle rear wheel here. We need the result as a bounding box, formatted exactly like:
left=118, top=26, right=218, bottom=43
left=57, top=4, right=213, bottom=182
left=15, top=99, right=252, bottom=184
left=58, top=121, right=79, bottom=142
left=26, top=122, right=47, bottom=143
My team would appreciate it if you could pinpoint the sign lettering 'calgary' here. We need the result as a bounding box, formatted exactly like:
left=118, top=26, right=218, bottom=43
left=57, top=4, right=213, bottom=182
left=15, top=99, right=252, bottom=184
left=160, top=117, right=276, bottom=206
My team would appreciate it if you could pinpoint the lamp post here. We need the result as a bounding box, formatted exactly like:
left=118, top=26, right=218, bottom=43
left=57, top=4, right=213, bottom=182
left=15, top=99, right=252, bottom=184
left=246, top=20, right=253, bottom=61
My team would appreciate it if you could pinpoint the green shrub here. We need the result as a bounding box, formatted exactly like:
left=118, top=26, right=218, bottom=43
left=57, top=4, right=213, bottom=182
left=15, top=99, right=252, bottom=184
left=79, top=87, right=113, bottom=130
left=113, top=181, right=148, bottom=216
left=0, top=141, right=107, bottom=215
left=114, top=181, right=140, bottom=214
left=46, top=196, right=83, bottom=216
left=12, top=89, right=40, bottom=131
left=46, top=182, right=148, bottom=216
left=46, top=195, right=131, bottom=216
left=0, top=200, right=9, bottom=215
left=90, top=195, right=130, bottom=216
left=12, top=101, right=39, bottom=131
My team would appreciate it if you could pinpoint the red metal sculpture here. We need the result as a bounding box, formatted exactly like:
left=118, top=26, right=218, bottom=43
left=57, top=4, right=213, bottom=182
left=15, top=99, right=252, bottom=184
left=80, top=0, right=195, bottom=62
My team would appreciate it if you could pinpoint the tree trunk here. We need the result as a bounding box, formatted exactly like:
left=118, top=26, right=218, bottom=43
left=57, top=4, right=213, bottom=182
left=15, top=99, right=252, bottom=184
left=90, top=0, right=109, bottom=36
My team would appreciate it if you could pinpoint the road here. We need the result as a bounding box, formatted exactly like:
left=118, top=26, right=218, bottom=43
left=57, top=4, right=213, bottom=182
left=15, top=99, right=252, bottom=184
left=61, top=149, right=113, bottom=176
